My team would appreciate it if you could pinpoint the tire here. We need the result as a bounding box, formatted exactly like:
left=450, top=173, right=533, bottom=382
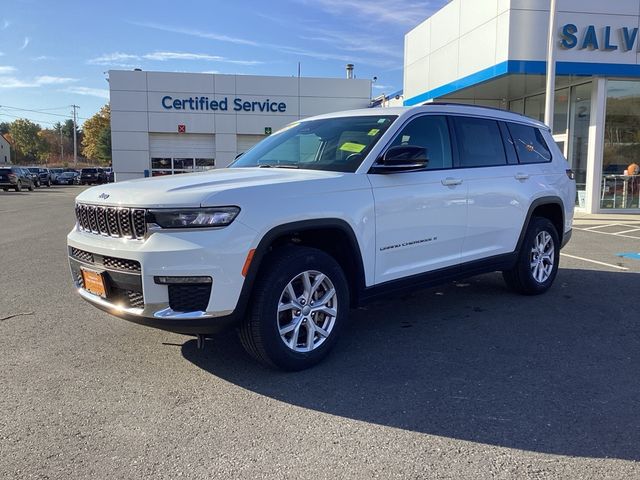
left=46, top=180, right=51, bottom=187
left=28, top=183, right=34, bottom=191
left=239, top=246, right=349, bottom=371
left=2, top=188, right=8, bottom=192
left=15, top=181, right=22, bottom=192
left=503, top=217, right=560, bottom=295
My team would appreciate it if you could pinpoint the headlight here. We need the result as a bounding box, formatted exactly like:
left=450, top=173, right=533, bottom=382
left=148, top=207, right=240, bottom=228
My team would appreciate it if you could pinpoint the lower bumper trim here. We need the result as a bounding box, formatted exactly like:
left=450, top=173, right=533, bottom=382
left=77, top=288, right=238, bottom=335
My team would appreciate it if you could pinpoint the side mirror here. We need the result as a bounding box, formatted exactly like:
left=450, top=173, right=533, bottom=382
left=370, top=145, right=428, bottom=174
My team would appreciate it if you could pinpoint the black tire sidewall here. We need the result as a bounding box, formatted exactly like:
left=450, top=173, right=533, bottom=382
left=517, top=217, right=560, bottom=294
left=251, top=247, right=349, bottom=370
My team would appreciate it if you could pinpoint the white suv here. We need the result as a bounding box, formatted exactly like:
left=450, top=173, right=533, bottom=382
left=67, top=104, right=575, bottom=370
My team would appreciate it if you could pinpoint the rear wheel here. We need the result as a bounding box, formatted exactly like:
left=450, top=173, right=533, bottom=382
left=239, top=246, right=349, bottom=371
left=15, top=181, right=22, bottom=192
left=503, top=217, right=559, bottom=295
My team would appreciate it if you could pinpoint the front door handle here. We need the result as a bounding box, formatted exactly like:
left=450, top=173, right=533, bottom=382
left=515, top=173, right=530, bottom=180
left=441, top=177, right=463, bottom=186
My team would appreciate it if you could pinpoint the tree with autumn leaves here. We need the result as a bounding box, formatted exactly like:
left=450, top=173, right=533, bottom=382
left=81, top=104, right=111, bottom=164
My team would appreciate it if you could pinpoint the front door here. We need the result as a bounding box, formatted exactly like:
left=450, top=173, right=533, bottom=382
left=368, top=114, right=467, bottom=284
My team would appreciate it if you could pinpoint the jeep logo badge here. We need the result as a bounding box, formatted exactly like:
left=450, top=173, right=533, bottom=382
left=98, top=193, right=110, bottom=200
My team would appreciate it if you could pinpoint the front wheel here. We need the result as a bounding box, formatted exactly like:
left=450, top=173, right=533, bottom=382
left=15, top=181, right=22, bottom=192
left=503, top=217, right=560, bottom=295
left=239, top=246, right=349, bottom=371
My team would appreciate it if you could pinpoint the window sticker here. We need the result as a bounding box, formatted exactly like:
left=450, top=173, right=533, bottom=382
left=368, top=128, right=380, bottom=136
left=339, top=142, right=366, bottom=153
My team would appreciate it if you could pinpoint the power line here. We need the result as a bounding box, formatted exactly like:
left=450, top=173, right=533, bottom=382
left=0, top=112, right=59, bottom=127
left=0, top=104, right=89, bottom=121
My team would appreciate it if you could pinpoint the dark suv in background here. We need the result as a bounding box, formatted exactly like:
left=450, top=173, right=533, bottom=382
left=0, top=166, right=35, bottom=192
left=80, top=168, right=107, bottom=185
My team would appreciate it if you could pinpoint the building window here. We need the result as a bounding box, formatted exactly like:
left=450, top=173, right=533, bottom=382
left=151, top=157, right=215, bottom=176
left=601, top=80, right=640, bottom=210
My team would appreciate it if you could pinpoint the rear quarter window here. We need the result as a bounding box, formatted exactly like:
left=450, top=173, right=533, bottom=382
left=507, top=123, right=552, bottom=164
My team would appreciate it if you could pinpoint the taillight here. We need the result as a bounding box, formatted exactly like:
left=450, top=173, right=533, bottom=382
left=565, top=169, right=575, bottom=180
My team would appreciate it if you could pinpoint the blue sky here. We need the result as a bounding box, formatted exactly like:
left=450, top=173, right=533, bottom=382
left=0, top=0, right=444, bottom=128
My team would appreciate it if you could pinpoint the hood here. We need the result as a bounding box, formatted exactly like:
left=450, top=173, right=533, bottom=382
left=74, top=168, right=347, bottom=208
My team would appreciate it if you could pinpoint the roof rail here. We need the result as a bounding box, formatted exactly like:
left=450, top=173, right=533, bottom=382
left=423, top=102, right=535, bottom=121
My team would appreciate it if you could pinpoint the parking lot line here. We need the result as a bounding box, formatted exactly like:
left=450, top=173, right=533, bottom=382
left=560, top=253, right=629, bottom=271
left=581, top=224, right=617, bottom=231
left=615, top=227, right=640, bottom=235
left=572, top=227, right=640, bottom=240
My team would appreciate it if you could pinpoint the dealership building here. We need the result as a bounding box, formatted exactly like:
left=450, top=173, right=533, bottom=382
left=404, top=0, right=640, bottom=213
left=109, top=70, right=370, bottom=181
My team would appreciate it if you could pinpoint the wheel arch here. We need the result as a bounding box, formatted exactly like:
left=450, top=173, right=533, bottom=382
left=516, top=197, right=565, bottom=253
left=237, top=219, right=367, bottom=317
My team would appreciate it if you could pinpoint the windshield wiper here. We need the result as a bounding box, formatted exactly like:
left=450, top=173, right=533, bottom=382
left=258, top=164, right=299, bottom=169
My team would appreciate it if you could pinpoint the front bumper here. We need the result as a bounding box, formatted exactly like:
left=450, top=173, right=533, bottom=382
left=67, top=220, right=257, bottom=334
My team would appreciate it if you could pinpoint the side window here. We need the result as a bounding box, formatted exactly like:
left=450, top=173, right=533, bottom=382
left=453, top=116, right=507, bottom=168
left=388, top=115, right=452, bottom=170
left=507, top=123, right=552, bottom=164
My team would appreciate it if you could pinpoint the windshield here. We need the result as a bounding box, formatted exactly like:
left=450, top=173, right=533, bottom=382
left=82, top=168, right=97, bottom=173
left=27, top=168, right=39, bottom=172
left=61, top=172, right=75, bottom=177
left=230, top=115, right=397, bottom=173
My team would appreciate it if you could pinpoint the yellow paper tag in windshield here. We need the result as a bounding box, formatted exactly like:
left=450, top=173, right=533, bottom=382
left=339, top=142, right=366, bottom=153
left=368, top=128, right=380, bottom=136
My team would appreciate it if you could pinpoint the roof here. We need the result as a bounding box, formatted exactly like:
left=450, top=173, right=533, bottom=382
left=304, top=103, right=549, bottom=130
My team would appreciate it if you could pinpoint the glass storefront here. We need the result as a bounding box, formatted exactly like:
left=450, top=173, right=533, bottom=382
left=601, top=80, right=640, bottom=210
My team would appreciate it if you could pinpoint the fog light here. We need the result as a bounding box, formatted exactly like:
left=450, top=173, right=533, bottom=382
left=154, top=276, right=212, bottom=285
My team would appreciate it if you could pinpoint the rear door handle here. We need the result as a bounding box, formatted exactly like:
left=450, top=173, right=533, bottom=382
left=515, top=173, right=530, bottom=180
left=441, top=177, right=463, bottom=186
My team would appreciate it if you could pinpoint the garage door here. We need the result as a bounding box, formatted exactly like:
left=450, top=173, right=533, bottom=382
left=237, top=134, right=265, bottom=154
left=149, top=133, right=216, bottom=175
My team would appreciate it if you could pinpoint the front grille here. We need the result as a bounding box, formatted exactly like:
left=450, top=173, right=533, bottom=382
left=110, top=287, right=145, bottom=309
left=76, top=204, right=147, bottom=239
left=103, top=256, right=141, bottom=272
left=70, top=247, right=94, bottom=263
left=168, top=284, right=212, bottom=312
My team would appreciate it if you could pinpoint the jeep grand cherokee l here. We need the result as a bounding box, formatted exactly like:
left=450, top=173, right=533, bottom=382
left=67, top=104, right=575, bottom=370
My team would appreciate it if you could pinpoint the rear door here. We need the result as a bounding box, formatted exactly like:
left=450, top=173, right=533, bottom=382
left=451, top=116, right=529, bottom=263
left=368, top=114, right=468, bottom=284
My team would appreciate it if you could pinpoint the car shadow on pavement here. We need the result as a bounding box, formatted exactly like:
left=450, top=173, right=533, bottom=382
left=182, top=268, right=640, bottom=460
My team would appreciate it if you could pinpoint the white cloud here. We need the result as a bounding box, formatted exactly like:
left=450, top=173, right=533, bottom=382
left=88, top=52, right=140, bottom=65
left=32, top=55, right=55, bottom=61
left=20, top=37, right=30, bottom=50
left=0, top=66, right=16, bottom=74
left=143, top=51, right=224, bottom=62
left=0, top=75, right=77, bottom=88
left=298, top=0, right=438, bottom=26
left=64, top=86, right=109, bottom=99
left=128, top=21, right=260, bottom=47
left=1, top=20, right=9, bottom=30
left=89, top=51, right=263, bottom=67
left=35, top=75, right=76, bottom=85
left=130, top=20, right=395, bottom=68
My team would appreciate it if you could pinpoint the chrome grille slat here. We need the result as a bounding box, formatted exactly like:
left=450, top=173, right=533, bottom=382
left=75, top=203, right=146, bottom=239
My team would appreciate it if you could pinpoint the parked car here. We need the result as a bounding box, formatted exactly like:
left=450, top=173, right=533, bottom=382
left=80, top=167, right=107, bottom=185
left=0, top=166, right=35, bottom=192
left=68, top=104, right=576, bottom=370
left=25, top=167, right=42, bottom=187
left=57, top=171, right=80, bottom=185
left=105, top=168, right=115, bottom=183
left=37, top=167, right=52, bottom=187
left=50, top=168, right=65, bottom=184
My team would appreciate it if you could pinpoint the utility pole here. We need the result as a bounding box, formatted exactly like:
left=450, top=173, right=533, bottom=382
left=59, top=124, right=64, bottom=163
left=544, top=0, right=558, bottom=132
left=71, top=104, right=79, bottom=166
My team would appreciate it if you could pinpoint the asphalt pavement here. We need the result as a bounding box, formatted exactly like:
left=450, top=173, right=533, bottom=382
left=1, top=186, right=639, bottom=479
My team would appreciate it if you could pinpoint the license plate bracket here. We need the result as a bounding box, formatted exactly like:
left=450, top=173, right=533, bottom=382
left=81, top=268, right=108, bottom=298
